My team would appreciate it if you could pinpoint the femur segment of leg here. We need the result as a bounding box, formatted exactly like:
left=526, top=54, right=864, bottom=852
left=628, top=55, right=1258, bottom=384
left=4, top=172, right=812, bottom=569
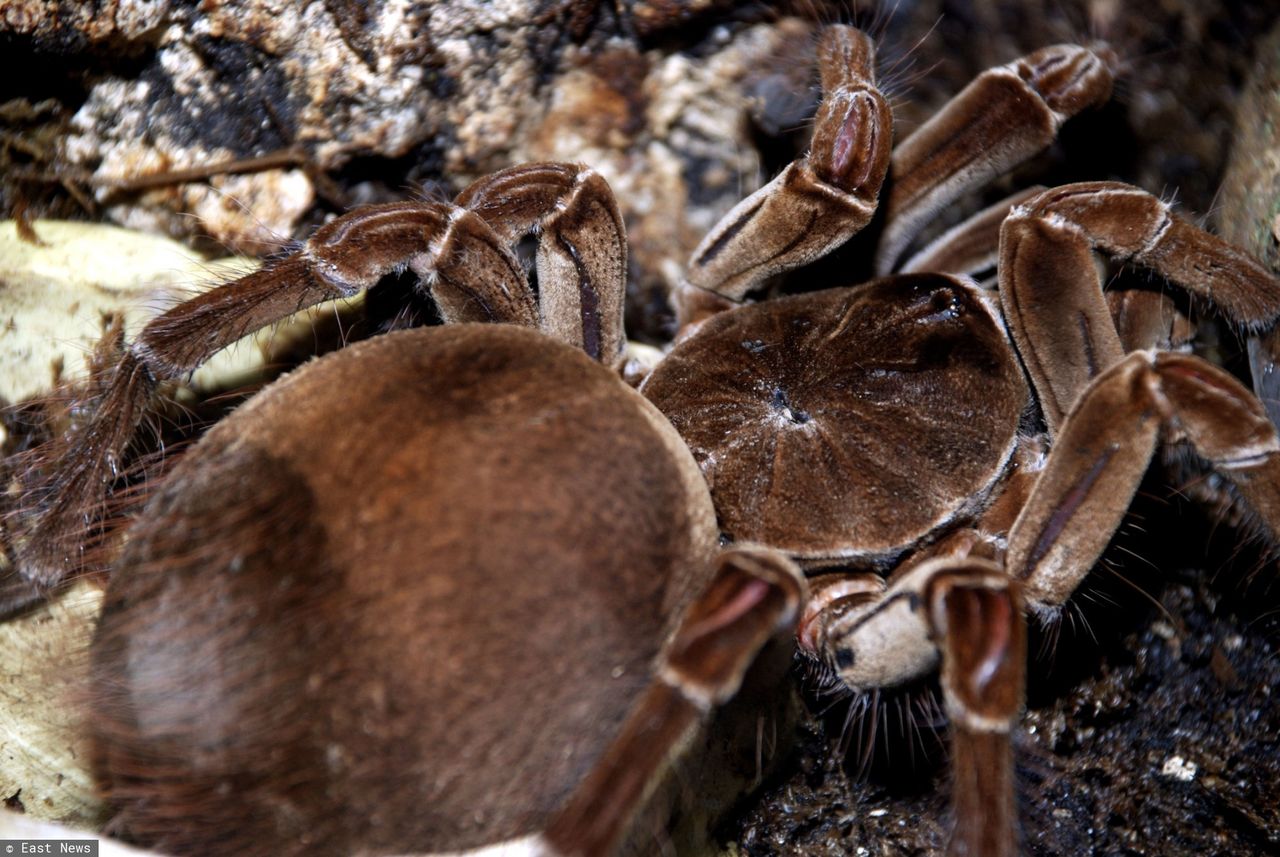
left=675, top=25, right=892, bottom=325
left=1008, top=351, right=1280, bottom=612
left=874, top=43, right=1114, bottom=275
left=6, top=163, right=627, bottom=615
left=999, top=182, right=1280, bottom=436
left=455, top=163, right=628, bottom=366
left=541, top=546, right=805, bottom=857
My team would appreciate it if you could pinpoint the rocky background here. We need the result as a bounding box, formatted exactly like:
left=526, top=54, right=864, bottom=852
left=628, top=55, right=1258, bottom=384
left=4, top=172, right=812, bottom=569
left=2, top=0, right=1279, bottom=855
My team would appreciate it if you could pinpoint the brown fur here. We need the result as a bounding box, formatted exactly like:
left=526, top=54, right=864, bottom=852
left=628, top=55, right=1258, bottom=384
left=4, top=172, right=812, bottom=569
left=89, top=325, right=718, bottom=856
left=644, top=273, right=1028, bottom=567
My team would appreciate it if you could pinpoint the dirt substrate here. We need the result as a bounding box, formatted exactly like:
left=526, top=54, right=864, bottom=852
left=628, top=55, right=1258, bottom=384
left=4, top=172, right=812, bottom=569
left=725, top=511, right=1280, bottom=855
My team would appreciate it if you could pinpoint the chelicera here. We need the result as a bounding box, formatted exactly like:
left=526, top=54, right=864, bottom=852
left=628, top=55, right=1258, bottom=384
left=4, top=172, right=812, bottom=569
left=640, top=23, right=1280, bottom=856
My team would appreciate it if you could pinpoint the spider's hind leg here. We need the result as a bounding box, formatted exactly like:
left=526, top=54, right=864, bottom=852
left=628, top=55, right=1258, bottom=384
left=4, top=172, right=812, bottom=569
left=6, top=171, right=577, bottom=613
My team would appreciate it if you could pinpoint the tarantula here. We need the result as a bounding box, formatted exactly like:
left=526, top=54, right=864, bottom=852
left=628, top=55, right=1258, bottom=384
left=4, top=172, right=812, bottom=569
left=639, top=21, right=1280, bottom=857
left=3, top=19, right=1280, bottom=857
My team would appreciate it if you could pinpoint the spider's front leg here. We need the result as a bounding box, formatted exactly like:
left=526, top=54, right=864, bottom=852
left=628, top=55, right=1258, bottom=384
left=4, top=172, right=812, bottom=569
left=798, top=555, right=1027, bottom=857
left=674, top=24, right=893, bottom=327
left=4, top=163, right=626, bottom=616
left=875, top=43, right=1114, bottom=275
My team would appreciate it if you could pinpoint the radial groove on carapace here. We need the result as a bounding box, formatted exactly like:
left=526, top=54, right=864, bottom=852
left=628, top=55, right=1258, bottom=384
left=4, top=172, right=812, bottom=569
left=643, top=275, right=1028, bottom=563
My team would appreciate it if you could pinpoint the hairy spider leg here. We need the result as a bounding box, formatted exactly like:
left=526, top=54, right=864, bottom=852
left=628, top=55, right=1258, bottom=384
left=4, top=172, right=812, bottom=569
left=999, top=181, right=1280, bottom=435
left=874, top=43, right=1114, bottom=275
left=542, top=545, right=805, bottom=857
left=5, top=163, right=628, bottom=616
left=674, top=24, right=893, bottom=328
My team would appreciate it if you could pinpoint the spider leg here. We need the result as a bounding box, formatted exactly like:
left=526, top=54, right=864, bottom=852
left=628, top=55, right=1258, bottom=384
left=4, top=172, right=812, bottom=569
left=541, top=545, right=805, bottom=857
left=1106, top=287, right=1197, bottom=354
left=1008, top=351, right=1280, bottom=612
left=999, top=181, right=1280, bottom=434
left=455, top=163, right=628, bottom=366
left=799, top=555, right=1025, bottom=857
left=9, top=164, right=621, bottom=613
left=675, top=25, right=892, bottom=327
left=875, top=43, right=1114, bottom=275
left=898, top=186, right=1045, bottom=276
left=930, top=564, right=1026, bottom=857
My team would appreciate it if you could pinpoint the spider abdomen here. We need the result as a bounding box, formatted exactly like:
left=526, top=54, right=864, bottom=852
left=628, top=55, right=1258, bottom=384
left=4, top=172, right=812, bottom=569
left=89, top=324, right=718, bottom=856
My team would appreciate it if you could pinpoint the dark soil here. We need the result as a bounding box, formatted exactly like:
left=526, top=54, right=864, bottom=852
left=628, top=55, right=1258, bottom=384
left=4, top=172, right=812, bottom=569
left=724, top=502, right=1280, bottom=856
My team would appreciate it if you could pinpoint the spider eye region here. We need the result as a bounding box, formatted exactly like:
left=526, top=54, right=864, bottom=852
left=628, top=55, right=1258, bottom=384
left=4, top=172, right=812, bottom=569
left=906, top=281, right=964, bottom=325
